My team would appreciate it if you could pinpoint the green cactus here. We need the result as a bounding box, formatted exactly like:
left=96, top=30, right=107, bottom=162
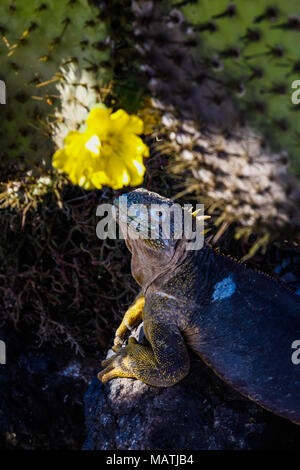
left=131, top=0, right=300, bottom=247
left=0, top=0, right=111, bottom=174
left=177, top=0, right=300, bottom=177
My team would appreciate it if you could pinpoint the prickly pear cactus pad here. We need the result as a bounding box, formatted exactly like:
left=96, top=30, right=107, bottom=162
left=0, top=0, right=111, bottom=173
left=177, top=0, right=300, bottom=177
left=131, top=0, right=300, bottom=245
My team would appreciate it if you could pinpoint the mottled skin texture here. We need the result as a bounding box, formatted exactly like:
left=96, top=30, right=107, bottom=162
left=98, top=189, right=300, bottom=424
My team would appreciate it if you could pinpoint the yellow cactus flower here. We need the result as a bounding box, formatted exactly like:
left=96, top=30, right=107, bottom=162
left=52, top=107, right=149, bottom=190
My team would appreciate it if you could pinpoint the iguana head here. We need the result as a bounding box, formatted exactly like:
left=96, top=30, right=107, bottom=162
left=113, top=188, right=188, bottom=287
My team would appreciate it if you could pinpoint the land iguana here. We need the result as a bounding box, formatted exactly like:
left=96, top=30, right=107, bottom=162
left=98, top=188, right=300, bottom=425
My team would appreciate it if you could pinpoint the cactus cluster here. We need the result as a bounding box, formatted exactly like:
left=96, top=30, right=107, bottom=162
left=131, top=0, right=300, bottom=244
left=0, top=0, right=111, bottom=175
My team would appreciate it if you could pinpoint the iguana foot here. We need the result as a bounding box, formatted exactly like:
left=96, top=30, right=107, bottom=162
left=98, top=320, right=191, bottom=387
left=98, top=337, right=140, bottom=382
left=112, top=295, right=145, bottom=353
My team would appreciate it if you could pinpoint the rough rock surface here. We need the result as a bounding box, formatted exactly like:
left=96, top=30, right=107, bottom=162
left=0, top=326, right=99, bottom=450
left=83, top=326, right=300, bottom=450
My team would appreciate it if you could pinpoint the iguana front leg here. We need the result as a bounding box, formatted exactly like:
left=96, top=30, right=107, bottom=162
left=112, top=292, right=145, bottom=352
left=98, top=318, right=190, bottom=387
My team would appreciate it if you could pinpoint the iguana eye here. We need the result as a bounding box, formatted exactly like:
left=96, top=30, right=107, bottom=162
left=149, top=208, right=166, bottom=222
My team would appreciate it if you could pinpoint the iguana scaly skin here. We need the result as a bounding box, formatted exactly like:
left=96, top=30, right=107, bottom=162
left=98, top=189, right=300, bottom=424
